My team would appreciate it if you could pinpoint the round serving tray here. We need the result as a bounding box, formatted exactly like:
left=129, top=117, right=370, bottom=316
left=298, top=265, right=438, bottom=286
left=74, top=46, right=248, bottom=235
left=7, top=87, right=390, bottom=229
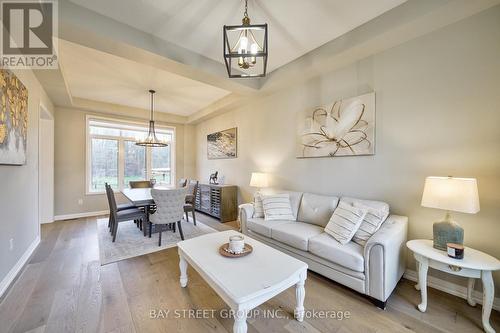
left=219, top=243, right=253, bottom=258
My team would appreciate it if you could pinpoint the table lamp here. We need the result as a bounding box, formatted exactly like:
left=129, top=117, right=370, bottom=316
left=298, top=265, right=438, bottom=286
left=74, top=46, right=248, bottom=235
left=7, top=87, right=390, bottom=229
left=421, top=176, right=480, bottom=250
left=250, top=172, right=269, bottom=190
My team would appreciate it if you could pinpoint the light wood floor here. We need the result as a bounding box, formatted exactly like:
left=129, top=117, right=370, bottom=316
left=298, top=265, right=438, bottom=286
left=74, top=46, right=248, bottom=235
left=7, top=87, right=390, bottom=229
left=0, top=214, right=498, bottom=333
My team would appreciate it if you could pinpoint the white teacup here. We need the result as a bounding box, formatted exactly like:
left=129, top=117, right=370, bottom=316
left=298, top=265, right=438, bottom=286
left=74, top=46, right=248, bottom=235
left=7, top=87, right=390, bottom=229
left=229, top=235, right=245, bottom=253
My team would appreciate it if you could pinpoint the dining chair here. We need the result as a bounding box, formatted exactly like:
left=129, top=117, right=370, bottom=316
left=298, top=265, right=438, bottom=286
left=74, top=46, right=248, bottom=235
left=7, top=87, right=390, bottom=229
left=184, top=180, right=199, bottom=226
left=106, top=184, right=147, bottom=242
left=105, top=183, right=136, bottom=231
left=178, top=178, right=188, bottom=188
left=129, top=180, right=152, bottom=188
left=129, top=180, right=156, bottom=232
left=150, top=187, right=187, bottom=245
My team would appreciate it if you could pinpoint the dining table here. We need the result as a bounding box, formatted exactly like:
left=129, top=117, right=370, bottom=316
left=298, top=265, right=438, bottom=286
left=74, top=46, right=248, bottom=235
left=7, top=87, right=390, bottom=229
left=121, top=185, right=175, bottom=235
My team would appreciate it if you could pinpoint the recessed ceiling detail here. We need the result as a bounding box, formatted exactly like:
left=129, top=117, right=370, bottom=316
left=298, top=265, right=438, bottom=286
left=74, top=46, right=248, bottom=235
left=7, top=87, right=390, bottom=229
left=59, top=40, right=231, bottom=116
left=68, top=0, right=406, bottom=74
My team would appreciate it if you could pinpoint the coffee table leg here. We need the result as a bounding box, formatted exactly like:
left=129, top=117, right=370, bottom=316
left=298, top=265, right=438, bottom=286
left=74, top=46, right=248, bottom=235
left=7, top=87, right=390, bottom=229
left=233, top=309, right=247, bottom=333
left=481, top=270, right=494, bottom=333
left=179, top=255, right=188, bottom=287
left=417, top=257, right=428, bottom=312
left=467, top=278, right=477, bottom=307
left=295, top=271, right=307, bottom=322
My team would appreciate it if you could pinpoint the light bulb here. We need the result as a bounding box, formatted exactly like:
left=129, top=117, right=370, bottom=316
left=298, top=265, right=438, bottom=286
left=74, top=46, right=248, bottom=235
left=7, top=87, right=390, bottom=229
left=250, top=43, right=258, bottom=54
left=239, top=36, right=248, bottom=52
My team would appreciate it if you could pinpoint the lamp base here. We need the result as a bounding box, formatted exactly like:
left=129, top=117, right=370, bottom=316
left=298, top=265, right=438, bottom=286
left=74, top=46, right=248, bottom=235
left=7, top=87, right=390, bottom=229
left=433, top=212, right=464, bottom=250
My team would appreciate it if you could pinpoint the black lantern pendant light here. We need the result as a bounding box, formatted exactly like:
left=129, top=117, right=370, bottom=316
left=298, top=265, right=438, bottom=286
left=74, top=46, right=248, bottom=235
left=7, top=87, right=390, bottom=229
left=223, top=0, right=268, bottom=78
left=136, top=90, right=168, bottom=147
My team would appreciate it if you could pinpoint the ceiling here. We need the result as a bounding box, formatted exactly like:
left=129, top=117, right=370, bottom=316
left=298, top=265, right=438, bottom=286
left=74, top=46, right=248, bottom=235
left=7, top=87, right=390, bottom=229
left=59, top=40, right=231, bottom=116
left=68, top=0, right=406, bottom=74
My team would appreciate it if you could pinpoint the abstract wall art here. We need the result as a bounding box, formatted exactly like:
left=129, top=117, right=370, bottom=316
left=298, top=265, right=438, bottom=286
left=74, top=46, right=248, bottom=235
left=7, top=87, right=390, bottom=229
left=297, top=92, right=375, bottom=158
left=0, top=69, right=28, bottom=165
left=207, top=127, right=237, bottom=159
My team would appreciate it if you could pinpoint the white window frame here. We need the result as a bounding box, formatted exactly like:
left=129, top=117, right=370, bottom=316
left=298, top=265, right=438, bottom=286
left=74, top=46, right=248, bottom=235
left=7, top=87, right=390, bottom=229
left=85, top=115, right=176, bottom=195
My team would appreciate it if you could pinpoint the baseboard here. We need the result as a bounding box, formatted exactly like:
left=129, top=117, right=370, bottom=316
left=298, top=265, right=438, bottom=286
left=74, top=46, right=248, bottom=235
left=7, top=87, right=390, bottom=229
left=404, top=269, right=500, bottom=311
left=0, top=235, right=41, bottom=298
left=54, top=210, right=108, bottom=221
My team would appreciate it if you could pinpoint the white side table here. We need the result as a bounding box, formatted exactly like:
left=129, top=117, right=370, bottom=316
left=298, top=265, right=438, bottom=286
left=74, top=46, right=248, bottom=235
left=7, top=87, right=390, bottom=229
left=407, top=240, right=500, bottom=333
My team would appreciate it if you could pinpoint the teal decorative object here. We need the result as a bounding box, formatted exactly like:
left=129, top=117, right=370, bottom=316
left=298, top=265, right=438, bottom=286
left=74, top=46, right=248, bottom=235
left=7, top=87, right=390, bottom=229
left=421, top=176, right=480, bottom=251
left=432, top=212, right=464, bottom=250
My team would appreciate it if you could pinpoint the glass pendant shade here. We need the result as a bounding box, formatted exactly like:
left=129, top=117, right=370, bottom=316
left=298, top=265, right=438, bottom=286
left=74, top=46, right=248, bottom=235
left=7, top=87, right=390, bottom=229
left=223, top=0, right=268, bottom=78
left=136, top=90, right=168, bottom=147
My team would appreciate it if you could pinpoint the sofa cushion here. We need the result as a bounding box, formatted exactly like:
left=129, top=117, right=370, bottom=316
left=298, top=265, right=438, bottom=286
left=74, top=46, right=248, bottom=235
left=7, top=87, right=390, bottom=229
left=258, top=189, right=303, bottom=220
left=262, top=193, right=295, bottom=221
left=246, top=218, right=290, bottom=238
left=298, top=193, right=339, bottom=227
left=324, top=201, right=367, bottom=245
left=253, top=192, right=264, bottom=218
left=271, top=222, right=324, bottom=251
left=308, top=233, right=365, bottom=272
left=340, top=197, right=390, bottom=246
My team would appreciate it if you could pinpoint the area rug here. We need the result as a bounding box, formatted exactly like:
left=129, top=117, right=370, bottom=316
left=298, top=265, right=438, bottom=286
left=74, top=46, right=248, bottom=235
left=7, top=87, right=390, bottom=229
left=97, top=218, right=217, bottom=265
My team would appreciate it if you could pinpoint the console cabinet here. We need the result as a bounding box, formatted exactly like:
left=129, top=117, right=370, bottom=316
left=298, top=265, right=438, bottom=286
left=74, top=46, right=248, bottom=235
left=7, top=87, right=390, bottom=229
left=195, top=184, right=237, bottom=223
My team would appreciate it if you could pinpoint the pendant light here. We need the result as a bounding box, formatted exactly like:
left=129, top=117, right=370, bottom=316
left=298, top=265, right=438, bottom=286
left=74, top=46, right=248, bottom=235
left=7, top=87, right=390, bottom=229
left=136, top=90, right=168, bottom=147
left=223, top=0, right=268, bottom=78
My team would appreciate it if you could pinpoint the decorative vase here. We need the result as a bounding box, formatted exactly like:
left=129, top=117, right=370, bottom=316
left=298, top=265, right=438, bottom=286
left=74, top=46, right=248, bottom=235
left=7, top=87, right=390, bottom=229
left=433, top=212, right=464, bottom=250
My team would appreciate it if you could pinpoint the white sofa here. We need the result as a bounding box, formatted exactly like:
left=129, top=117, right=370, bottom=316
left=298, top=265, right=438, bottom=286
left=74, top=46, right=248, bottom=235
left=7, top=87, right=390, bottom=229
left=239, top=190, right=408, bottom=309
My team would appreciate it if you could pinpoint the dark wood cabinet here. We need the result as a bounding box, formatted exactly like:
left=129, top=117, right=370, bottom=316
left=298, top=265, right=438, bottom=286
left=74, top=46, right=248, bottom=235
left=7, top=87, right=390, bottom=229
left=195, top=184, right=237, bottom=223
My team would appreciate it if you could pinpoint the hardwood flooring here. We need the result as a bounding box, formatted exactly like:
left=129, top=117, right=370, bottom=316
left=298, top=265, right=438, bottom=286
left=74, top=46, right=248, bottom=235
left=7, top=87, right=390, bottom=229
left=0, top=213, right=498, bottom=333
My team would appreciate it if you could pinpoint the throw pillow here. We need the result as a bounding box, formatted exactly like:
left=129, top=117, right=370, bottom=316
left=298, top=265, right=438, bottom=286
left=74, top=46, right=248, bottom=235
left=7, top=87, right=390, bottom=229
left=324, top=201, right=367, bottom=245
left=352, top=203, right=389, bottom=246
left=253, top=192, right=264, bottom=218
left=262, top=193, right=295, bottom=221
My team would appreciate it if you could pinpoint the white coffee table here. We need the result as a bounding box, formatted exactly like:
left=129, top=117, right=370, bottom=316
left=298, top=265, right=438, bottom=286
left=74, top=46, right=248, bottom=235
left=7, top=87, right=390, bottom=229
left=177, top=230, right=308, bottom=333
left=407, top=239, right=500, bottom=333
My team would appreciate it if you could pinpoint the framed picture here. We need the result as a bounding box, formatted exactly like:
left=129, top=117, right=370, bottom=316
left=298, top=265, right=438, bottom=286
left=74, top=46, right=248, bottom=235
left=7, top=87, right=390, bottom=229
left=207, top=127, right=237, bottom=159
left=297, top=92, right=375, bottom=158
left=0, top=69, right=28, bottom=165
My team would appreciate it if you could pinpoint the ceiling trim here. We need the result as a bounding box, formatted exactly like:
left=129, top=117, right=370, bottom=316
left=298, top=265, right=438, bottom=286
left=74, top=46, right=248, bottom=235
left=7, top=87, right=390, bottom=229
left=70, top=97, right=188, bottom=124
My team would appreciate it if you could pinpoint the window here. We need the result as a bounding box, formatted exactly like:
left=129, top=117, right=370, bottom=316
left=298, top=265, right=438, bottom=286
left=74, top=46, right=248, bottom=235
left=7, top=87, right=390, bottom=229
left=86, top=116, right=175, bottom=193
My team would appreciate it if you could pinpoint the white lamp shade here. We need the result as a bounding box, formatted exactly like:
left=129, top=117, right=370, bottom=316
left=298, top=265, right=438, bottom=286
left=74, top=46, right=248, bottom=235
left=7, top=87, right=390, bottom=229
left=421, top=176, right=480, bottom=214
left=250, top=172, right=269, bottom=188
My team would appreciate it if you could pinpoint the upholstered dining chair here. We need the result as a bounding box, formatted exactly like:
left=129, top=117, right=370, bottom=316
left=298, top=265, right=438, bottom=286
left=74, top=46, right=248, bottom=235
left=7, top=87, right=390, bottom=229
left=129, top=180, right=152, bottom=188
left=150, top=187, right=187, bottom=246
left=178, top=178, right=188, bottom=188
left=106, top=184, right=147, bottom=242
left=105, top=183, right=136, bottom=231
left=184, top=180, right=199, bottom=225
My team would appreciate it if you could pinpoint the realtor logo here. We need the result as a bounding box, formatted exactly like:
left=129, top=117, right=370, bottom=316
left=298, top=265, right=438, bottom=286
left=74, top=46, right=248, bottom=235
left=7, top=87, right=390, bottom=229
left=1, top=0, right=58, bottom=68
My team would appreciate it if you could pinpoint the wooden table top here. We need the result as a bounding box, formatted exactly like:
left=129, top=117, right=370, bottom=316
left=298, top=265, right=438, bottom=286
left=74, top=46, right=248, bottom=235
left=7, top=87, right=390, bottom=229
left=122, top=186, right=174, bottom=206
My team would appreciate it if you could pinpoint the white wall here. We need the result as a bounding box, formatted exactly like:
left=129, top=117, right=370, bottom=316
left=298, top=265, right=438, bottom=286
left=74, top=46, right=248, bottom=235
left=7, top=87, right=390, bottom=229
left=195, top=7, right=500, bottom=291
left=39, top=111, right=54, bottom=224
left=0, top=69, right=54, bottom=294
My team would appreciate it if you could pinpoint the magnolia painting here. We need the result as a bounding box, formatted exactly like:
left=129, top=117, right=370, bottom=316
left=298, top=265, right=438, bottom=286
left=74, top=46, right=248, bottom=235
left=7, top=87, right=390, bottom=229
left=297, top=92, right=375, bottom=158
left=207, top=127, right=237, bottom=159
left=0, top=69, right=28, bottom=165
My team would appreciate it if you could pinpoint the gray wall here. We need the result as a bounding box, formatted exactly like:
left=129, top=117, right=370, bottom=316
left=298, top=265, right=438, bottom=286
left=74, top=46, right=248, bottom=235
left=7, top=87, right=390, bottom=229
left=0, top=69, right=54, bottom=287
left=195, top=7, right=500, bottom=290
left=54, top=107, right=195, bottom=216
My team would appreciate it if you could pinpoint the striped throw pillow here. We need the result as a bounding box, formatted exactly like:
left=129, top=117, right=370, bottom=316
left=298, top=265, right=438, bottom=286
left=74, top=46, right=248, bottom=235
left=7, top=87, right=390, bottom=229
left=253, top=192, right=264, bottom=218
left=324, top=202, right=367, bottom=245
left=262, top=193, right=295, bottom=221
left=352, top=203, right=389, bottom=246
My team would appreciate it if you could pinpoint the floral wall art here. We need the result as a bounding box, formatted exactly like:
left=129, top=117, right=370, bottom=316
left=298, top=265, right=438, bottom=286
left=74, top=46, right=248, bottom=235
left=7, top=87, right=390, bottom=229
left=0, top=69, right=28, bottom=165
left=297, top=92, right=375, bottom=158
